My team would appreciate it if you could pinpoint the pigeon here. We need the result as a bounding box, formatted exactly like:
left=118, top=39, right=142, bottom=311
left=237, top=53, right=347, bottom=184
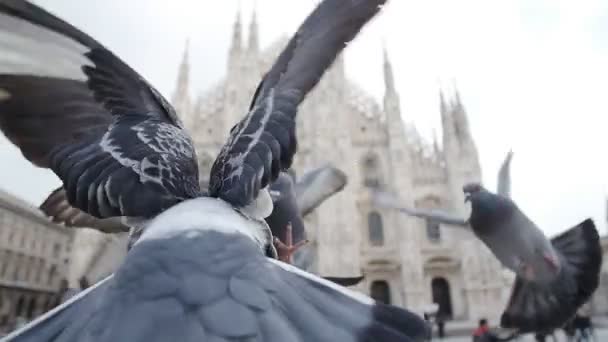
left=0, top=0, right=431, bottom=341
left=372, top=150, right=514, bottom=227
left=266, top=167, right=364, bottom=286
left=463, top=186, right=601, bottom=333
left=373, top=150, right=602, bottom=334
left=40, top=165, right=361, bottom=286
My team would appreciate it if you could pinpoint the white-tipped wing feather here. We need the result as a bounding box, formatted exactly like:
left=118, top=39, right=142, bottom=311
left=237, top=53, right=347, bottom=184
left=40, top=187, right=129, bottom=233
left=208, top=0, right=386, bottom=209
left=0, top=0, right=201, bottom=221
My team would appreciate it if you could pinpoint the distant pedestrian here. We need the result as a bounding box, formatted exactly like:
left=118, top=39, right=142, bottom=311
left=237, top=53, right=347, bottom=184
left=436, top=312, right=446, bottom=339
left=472, top=318, right=517, bottom=342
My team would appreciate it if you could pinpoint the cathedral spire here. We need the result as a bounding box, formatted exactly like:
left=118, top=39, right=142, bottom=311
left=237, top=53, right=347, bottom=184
left=171, top=39, right=191, bottom=119
left=432, top=128, right=441, bottom=155
left=248, top=5, right=259, bottom=53
left=382, top=43, right=396, bottom=96
left=176, top=39, right=190, bottom=92
left=230, top=5, right=243, bottom=54
left=439, top=88, right=450, bottom=133
left=450, top=84, right=471, bottom=142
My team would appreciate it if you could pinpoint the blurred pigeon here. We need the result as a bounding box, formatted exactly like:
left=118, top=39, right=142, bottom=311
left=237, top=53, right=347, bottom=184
left=463, top=187, right=601, bottom=333
left=373, top=150, right=602, bottom=333
left=0, top=0, right=430, bottom=341
left=266, top=167, right=364, bottom=286
left=371, top=150, right=513, bottom=227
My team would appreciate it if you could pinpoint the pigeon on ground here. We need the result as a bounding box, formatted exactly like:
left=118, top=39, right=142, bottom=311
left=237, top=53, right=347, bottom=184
left=0, top=0, right=430, bottom=341
left=373, top=150, right=602, bottom=334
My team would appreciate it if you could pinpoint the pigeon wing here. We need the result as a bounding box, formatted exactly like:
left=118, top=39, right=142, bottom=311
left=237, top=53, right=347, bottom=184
left=0, top=1, right=200, bottom=220
left=295, top=164, right=348, bottom=217
left=208, top=0, right=386, bottom=209
left=497, top=150, right=513, bottom=198
left=5, top=232, right=430, bottom=342
left=371, top=190, right=469, bottom=227
left=40, top=187, right=129, bottom=233
left=500, top=219, right=601, bottom=333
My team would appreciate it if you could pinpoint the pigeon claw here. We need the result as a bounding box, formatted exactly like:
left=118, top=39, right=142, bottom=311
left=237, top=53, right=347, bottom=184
left=273, top=223, right=309, bottom=264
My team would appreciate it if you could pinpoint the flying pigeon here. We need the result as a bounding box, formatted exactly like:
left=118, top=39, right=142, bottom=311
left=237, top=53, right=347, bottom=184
left=0, top=0, right=431, bottom=341
left=266, top=167, right=364, bottom=286
left=373, top=150, right=602, bottom=334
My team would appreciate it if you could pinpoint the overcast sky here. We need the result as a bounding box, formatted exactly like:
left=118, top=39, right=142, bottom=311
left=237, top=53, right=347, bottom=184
left=0, top=0, right=606, bottom=236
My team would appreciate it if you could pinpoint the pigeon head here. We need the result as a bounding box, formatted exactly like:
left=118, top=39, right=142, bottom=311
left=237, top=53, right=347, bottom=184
left=463, top=182, right=512, bottom=231
left=463, top=182, right=484, bottom=203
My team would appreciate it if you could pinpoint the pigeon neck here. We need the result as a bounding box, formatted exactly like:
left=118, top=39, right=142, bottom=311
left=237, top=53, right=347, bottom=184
left=135, top=197, right=269, bottom=249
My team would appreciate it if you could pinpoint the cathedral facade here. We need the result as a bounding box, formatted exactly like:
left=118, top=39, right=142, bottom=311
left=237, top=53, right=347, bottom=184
left=169, top=11, right=514, bottom=323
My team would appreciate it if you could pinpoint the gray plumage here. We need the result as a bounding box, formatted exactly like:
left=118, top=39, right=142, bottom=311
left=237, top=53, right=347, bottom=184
left=371, top=190, right=468, bottom=227
left=465, top=184, right=601, bottom=333
left=266, top=165, right=346, bottom=261
left=370, top=150, right=514, bottom=227
left=294, top=164, right=347, bottom=217
left=266, top=166, right=363, bottom=286
left=4, top=200, right=430, bottom=342
left=40, top=187, right=129, bottom=233
left=207, top=0, right=383, bottom=208
left=373, top=149, right=602, bottom=333
left=496, top=150, right=513, bottom=198
left=0, top=1, right=431, bottom=341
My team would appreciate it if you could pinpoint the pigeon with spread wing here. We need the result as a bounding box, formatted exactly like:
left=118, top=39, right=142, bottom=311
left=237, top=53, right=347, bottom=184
left=373, top=150, right=601, bottom=334
left=0, top=0, right=430, bottom=341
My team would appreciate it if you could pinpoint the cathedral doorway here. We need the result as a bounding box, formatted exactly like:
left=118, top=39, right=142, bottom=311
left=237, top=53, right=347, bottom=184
left=370, top=280, right=391, bottom=305
left=431, top=277, right=453, bottom=319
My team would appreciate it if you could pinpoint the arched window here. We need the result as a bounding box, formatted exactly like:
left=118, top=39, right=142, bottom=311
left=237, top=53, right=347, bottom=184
left=426, top=219, right=441, bottom=243
left=362, top=154, right=382, bottom=188
left=416, top=195, right=443, bottom=243
left=368, top=211, right=384, bottom=246
left=370, top=280, right=391, bottom=304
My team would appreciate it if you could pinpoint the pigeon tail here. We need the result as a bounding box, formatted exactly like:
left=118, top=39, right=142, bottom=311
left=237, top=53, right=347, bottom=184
left=500, top=218, right=602, bottom=333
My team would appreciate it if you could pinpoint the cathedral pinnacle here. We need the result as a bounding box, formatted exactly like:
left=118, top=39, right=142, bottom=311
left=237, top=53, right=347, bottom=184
left=171, top=39, right=190, bottom=109
left=230, top=5, right=243, bottom=53
left=248, top=5, right=259, bottom=52
left=382, top=43, right=396, bottom=96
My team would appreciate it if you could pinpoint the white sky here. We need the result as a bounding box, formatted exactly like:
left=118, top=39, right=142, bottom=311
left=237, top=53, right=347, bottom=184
left=0, top=0, right=606, bottom=237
